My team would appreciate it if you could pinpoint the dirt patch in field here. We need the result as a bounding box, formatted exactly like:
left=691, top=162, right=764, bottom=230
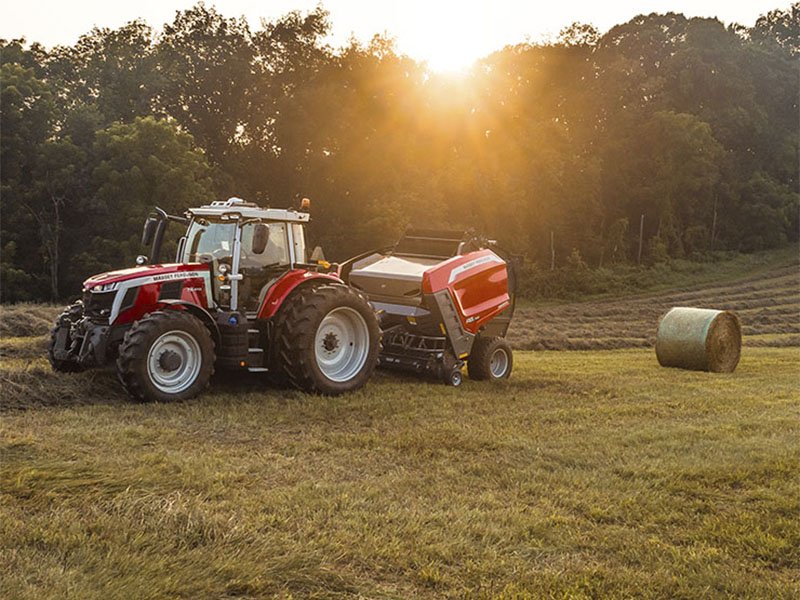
left=509, top=264, right=800, bottom=351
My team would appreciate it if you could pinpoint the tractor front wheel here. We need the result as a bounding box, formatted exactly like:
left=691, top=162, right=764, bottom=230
left=275, top=284, right=380, bottom=395
left=116, top=310, right=215, bottom=402
left=468, top=336, right=513, bottom=381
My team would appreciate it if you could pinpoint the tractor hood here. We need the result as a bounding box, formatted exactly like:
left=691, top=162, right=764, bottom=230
left=83, top=263, right=209, bottom=291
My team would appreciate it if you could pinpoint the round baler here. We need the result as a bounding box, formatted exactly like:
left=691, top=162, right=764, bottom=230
left=340, top=229, right=517, bottom=385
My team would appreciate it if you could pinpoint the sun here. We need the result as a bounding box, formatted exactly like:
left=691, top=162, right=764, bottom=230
left=419, top=35, right=483, bottom=73
left=422, top=44, right=479, bottom=73
left=394, top=2, right=494, bottom=73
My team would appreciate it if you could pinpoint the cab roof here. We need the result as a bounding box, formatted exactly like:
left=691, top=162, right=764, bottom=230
left=187, top=197, right=310, bottom=222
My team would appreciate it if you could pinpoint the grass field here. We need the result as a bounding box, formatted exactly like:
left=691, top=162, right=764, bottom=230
left=1, top=349, right=798, bottom=598
left=1, top=252, right=799, bottom=598
left=511, top=249, right=799, bottom=351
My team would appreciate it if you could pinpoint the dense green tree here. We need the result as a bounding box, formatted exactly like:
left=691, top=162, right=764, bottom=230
left=1, top=4, right=798, bottom=301
left=156, top=4, right=256, bottom=166
left=1, top=61, right=59, bottom=300
left=68, top=117, right=215, bottom=283
left=43, top=22, right=158, bottom=128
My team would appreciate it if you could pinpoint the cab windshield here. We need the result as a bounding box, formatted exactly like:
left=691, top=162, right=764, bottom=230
left=183, top=221, right=236, bottom=263
left=182, top=220, right=290, bottom=268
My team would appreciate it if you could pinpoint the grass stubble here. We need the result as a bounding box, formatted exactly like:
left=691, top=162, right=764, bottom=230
left=1, top=349, right=798, bottom=598
left=0, top=253, right=798, bottom=598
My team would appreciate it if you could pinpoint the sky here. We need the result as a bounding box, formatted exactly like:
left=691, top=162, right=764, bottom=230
left=0, top=0, right=791, bottom=71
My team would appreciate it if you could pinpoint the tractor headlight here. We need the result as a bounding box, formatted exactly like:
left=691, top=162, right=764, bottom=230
left=93, top=282, right=120, bottom=293
left=135, top=255, right=148, bottom=266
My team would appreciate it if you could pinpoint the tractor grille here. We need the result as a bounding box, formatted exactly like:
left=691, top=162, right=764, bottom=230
left=83, top=290, right=116, bottom=320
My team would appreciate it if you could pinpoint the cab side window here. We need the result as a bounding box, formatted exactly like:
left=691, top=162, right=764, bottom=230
left=241, top=223, right=289, bottom=268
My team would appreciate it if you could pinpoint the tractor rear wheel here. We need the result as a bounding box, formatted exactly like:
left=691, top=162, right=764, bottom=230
left=468, top=336, right=513, bottom=381
left=116, top=310, right=215, bottom=402
left=275, top=284, right=380, bottom=395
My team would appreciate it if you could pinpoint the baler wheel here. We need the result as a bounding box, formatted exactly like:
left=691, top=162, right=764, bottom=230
left=274, top=284, right=380, bottom=395
left=446, top=369, right=463, bottom=387
left=116, top=310, right=215, bottom=402
left=468, top=336, right=513, bottom=381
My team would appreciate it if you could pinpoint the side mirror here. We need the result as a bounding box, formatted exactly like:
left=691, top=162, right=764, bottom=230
left=142, top=217, right=157, bottom=246
left=310, top=246, right=326, bottom=262
left=251, top=223, right=269, bottom=254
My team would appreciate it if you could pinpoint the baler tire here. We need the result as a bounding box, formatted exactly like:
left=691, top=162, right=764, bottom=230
left=468, top=336, right=513, bottom=381
left=275, top=284, right=380, bottom=395
left=116, top=310, right=215, bottom=402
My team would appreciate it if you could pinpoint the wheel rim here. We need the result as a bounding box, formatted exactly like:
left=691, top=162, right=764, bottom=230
left=146, top=331, right=202, bottom=394
left=489, top=347, right=509, bottom=378
left=314, top=307, right=370, bottom=383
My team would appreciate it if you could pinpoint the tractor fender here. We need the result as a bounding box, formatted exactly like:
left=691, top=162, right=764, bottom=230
left=156, top=300, right=221, bottom=346
left=257, top=270, right=343, bottom=320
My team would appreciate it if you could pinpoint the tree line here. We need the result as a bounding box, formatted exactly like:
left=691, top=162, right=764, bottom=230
left=1, top=3, right=798, bottom=301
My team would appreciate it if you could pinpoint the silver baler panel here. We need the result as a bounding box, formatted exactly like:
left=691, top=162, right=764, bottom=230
left=348, top=253, right=441, bottom=305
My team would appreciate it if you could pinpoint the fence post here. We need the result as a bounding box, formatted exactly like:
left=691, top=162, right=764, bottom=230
left=637, top=213, right=644, bottom=265
left=710, top=194, right=718, bottom=251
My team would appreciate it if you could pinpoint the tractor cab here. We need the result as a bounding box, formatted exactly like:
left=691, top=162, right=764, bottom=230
left=142, top=198, right=310, bottom=313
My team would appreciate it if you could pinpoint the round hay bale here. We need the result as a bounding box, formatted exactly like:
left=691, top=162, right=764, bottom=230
left=656, top=307, right=741, bottom=373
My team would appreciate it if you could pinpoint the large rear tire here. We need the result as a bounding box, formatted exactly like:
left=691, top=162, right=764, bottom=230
left=275, top=284, right=380, bottom=395
left=468, top=336, right=513, bottom=381
left=116, top=310, right=215, bottom=402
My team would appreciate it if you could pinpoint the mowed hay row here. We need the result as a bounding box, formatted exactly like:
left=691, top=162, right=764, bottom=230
left=711, top=295, right=800, bottom=313
left=0, top=304, right=61, bottom=338
left=656, top=265, right=799, bottom=299
left=651, top=289, right=797, bottom=313
left=0, top=335, right=49, bottom=359
left=513, top=336, right=652, bottom=351
left=660, top=273, right=799, bottom=304
left=738, top=304, right=800, bottom=318
left=744, top=333, right=800, bottom=347
left=742, top=323, right=800, bottom=336
left=740, top=312, right=799, bottom=327
left=510, top=263, right=799, bottom=352
left=0, top=359, right=126, bottom=411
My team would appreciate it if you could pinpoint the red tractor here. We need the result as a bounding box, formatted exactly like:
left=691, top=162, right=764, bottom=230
left=49, top=198, right=516, bottom=401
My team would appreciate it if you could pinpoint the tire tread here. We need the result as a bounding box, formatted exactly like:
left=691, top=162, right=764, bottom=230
left=274, top=284, right=379, bottom=395
left=468, top=336, right=513, bottom=381
left=116, top=310, right=215, bottom=402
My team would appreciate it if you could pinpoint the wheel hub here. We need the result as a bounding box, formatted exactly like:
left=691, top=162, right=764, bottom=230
left=158, top=349, right=182, bottom=372
left=490, top=348, right=509, bottom=378
left=322, top=331, right=340, bottom=353
left=314, top=307, right=370, bottom=383
left=146, top=330, right=202, bottom=394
